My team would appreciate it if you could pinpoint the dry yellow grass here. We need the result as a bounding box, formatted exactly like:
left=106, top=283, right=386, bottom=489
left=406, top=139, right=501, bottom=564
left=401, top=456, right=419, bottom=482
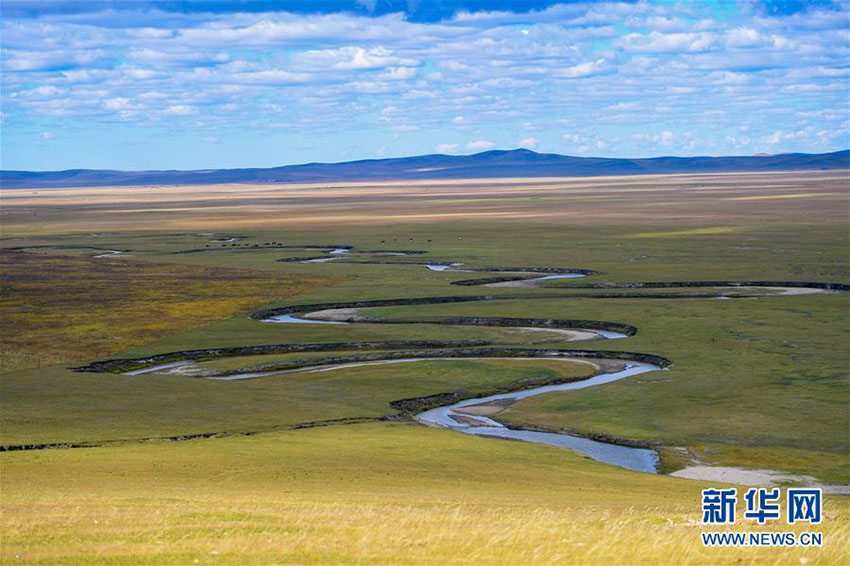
left=4, top=494, right=848, bottom=565
left=2, top=423, right=848, bottom=565
left=2, top=170, right=847, bottom=234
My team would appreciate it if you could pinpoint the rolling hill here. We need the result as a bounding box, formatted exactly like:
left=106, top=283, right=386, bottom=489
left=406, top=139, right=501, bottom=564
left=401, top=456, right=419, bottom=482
left=2, top=148, right=848, bottom=189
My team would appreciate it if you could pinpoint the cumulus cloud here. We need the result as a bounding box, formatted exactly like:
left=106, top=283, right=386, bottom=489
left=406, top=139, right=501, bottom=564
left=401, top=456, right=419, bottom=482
left=466, top=140, right=496, bottom=151
left=634, top=131, right=675, bottom=147
left=127, top=48, right=229, bottom=67
left=292, top=46, right=418, bottom=71
left=1, top=1, right=847, bottom=169
left=103, top=97, right=130, bottom=110
left=164, top=104, right=197, bottom=116
left=617, top=31, right=718, bottom=53
left=560, top=58, right=611, bottom=78
left=2, top=48, right=112, bottom=71
left=378, top=66, right=416, bottom=80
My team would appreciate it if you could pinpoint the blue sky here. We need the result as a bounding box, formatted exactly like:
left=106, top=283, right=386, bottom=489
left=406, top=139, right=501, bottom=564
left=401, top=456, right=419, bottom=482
left=1, top=0, right=848, bottom=171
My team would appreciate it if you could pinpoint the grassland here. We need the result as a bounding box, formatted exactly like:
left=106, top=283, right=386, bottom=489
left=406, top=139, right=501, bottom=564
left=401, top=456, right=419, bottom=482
left=0, top=251, right=333, bottom=373
left=0, top=358, right=592, bottom=446
left=1, top=171, right=848, bottom=564
left=3, top=423, right=848, bottom=565
left=1, top=170, right=847, bottom=234
left=377, top=294, right=849, bottom=480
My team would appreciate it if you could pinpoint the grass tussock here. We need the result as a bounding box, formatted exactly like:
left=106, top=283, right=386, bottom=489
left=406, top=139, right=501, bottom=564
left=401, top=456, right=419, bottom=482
left=0, top=252, right=333, bottom=373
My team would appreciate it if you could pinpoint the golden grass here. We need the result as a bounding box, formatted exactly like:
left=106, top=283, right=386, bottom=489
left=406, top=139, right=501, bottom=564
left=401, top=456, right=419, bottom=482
left=2, top=423, right=848, bottom=565
left=4, top=494, right=848, bottom=565
left=624, top=226, right=747, bottom=238
left=0, top=252, right=333, bottom=373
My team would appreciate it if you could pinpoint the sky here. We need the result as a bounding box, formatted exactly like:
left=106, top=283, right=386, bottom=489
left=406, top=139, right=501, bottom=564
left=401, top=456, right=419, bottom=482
left=1, top=0, right=848, bottom=171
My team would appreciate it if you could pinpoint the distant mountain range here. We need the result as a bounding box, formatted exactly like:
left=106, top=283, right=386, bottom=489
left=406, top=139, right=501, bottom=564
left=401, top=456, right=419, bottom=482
left=2, top=149, right=848, bottom=189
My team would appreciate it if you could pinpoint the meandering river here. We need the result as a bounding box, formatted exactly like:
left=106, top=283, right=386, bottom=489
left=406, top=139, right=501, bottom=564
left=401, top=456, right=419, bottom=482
left=416, top=361, right=662, bottom=473
left=78, top=244, right=844, bottom=476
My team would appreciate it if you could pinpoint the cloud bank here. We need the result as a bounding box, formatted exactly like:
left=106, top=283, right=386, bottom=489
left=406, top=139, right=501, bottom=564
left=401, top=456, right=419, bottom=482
left=1, top=0, right=847, bottom=169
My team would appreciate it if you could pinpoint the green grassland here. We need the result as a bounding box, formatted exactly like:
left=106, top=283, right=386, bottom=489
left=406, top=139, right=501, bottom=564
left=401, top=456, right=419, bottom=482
left=2, top=218, right=849, bottom=564
left=352, top=293, right=850, bottom=481
left=0, top=358, right=593, bottom=446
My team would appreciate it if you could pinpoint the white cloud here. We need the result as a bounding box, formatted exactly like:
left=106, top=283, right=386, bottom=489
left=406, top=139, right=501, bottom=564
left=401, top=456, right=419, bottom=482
left=763, top=130, right=783, bottom=144
left=480, top=77, right=535, bottom=88
left=617, top=31, right=717, bottom=53
left=439, top=61, right=472, bottom=72
left=761, top=127, right=825, bottom=145
left=560, top=58, right=611, bottom=78
left=633, top=131, right=674, bottom=147
left=606, top=102, right=639, bottom=111
left=725, top=135, right=751, bottom=146
left=174, top=13, right=452, bottom=48
left=22, top=85, right=62, bottom=97
left=2, top=48, right=111, bottom=72
left=1, top=1, right=847, bottom=168
left=138, top=91, right=169, bottom=100
left=626, top=15, right=715, bottom=34
left=435, top=143, right=460, bottom=153
left=724, top=27, right=763, bottom=48
left=164, top=104, right=197, bottom=115
left=127, top=48, right=229, bottom=67
left=378, top=66, right=417, bottom=80
left=466, top=140, right=496, bottom=151
left=518, top=137, right=538, bottom=148
left=293, top=46, right=418, bottom=71
left=103, top=97, right=130, bottom=110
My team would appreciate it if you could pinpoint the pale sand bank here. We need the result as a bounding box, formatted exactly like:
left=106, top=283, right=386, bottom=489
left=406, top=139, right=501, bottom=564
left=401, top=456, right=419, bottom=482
left=671, top=466, right=849, bottom=495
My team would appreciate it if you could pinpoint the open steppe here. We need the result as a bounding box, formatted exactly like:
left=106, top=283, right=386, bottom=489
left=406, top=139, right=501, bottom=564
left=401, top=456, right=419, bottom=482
left=1, top=170, right=848, bottom=564
left=2, top=170, right=848, bottom=233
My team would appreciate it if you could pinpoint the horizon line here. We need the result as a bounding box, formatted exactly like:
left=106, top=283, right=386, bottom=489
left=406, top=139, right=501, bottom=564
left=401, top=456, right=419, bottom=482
left=3, top=147, right=849, bottom=175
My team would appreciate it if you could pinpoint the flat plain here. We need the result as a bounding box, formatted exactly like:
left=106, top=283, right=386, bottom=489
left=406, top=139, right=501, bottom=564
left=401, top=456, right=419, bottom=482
left=3, top=170, right=848, bottom=232
left=1, top=170, right=848, bottom=564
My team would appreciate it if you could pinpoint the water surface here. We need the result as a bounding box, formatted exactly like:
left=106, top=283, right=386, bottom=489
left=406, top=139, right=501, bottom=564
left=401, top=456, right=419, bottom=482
left=416, top=361, right=661, bottom=473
